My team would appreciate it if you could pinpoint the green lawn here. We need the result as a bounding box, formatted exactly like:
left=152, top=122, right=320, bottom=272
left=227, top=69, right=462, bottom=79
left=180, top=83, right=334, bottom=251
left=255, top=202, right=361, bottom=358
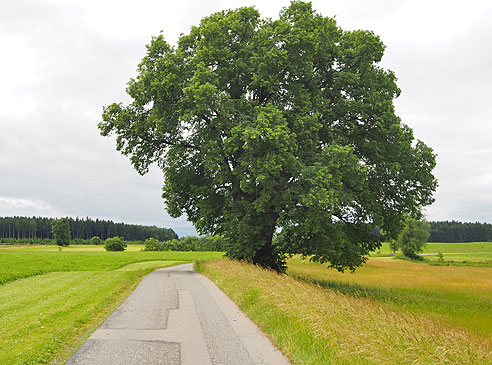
left=370, top=241, right=492, bottom=257
left=425, top=251, right=492, bottom=264
left=3, top=242, right=491, bottom=363
left=0, top=246, right=223, bottom=284
left=421, top=241, right=492, bottom=253
left=0, top=246, right=223, bottom=364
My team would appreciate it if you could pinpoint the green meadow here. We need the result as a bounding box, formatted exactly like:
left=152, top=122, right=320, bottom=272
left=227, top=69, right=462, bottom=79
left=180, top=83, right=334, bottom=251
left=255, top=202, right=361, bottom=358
left=2, top=242, right=492, bottom=364
left=0, top=245, right=223, bottom=364
left=371, top=241, right=492, bottom=267
left=371, top=241, right=492, bottom=256
left=0, top=245, right=221, bottom=284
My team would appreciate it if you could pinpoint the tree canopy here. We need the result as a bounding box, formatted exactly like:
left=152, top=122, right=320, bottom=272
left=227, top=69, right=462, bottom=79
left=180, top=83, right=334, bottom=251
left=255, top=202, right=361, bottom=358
left=392, top=217, right=430, bottom=259
left=99, top=1, right=437, bottom=272
left=51, top=218, right=71, bottom=247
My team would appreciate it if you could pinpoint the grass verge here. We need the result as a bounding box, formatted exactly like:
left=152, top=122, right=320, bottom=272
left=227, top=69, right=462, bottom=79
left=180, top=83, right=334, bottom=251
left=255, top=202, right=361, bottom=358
left=197, top=258, right=492, bottom=364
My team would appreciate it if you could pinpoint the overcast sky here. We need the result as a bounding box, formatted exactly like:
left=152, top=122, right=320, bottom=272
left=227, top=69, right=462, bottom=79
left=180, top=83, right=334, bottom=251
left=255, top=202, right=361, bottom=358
left=1, top=0, right=491, bottom=237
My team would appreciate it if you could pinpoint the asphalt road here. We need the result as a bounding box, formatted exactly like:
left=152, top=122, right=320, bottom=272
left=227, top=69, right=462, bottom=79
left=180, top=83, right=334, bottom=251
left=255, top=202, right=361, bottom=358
left=66, top=263, right=289, bottom=365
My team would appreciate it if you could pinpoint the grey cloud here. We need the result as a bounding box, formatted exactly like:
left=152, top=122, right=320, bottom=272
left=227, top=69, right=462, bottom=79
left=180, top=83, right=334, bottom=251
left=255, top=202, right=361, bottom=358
left=1, top=0, right=491, bottom=238
left=384, top=16, right=492, bottom=223
left=0, top=1, right=196, bottom=236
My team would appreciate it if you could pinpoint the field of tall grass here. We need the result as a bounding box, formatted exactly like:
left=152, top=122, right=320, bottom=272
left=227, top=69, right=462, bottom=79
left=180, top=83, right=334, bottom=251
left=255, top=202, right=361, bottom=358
left=0, top=246, right=223, bottom=363
left=288, top=256, right=492, bottom=337
left=197, top=254, right=492, bottom=364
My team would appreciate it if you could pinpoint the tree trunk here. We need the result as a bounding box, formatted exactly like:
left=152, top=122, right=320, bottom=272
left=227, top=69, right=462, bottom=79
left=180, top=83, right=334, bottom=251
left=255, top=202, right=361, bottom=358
left=251, top=216, right=285, bottom=273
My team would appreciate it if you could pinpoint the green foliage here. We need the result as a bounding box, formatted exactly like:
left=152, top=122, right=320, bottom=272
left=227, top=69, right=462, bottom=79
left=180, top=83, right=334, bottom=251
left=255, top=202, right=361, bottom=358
left=51, top=218, right=71, bottom=247
left=99, top=1, right=437, bottom=272
left=393, top=217, right=430, bottom=259
left=90, top=236, right=103, bottom=245
left=0, top=238, right=53, bottom=245
left=143, top=237, right=165, bottom=251
left=104, top=237, right=127, bottom=251
left=195, top=235, right=227, bottom=251
left=389, top=240, right=399, bottom=253
left=437, top=252, right=444, bottom=262
left=143, top=235, right=227, bottom=252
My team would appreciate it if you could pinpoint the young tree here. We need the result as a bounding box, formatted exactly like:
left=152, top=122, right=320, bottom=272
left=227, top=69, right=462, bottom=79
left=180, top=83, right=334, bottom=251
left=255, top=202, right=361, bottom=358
left=51, top=218, right=71, bottom=247
left=394, top=217, right=430, bottom=260
left=389, top=239, right=399, bottom=254
left=99, top=1, right=437, bottom=272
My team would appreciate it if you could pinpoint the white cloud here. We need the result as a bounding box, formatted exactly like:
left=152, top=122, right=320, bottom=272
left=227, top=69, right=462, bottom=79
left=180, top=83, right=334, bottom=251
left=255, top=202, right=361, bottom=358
left=0, top=35, right=40, bottom=117
left=0, top=196, right=64, bottom=216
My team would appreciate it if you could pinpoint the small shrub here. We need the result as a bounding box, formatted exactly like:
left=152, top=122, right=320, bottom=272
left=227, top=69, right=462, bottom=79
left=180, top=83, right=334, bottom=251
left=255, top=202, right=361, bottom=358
left=90, top=236, right=103, bottom=245
left=104, top=237, right=127, bottom=251
left=143, top=238, right=165, bottom=251
left=438, top=252, right=444, bottom=263
left=71, top=238, right=87, bottom=245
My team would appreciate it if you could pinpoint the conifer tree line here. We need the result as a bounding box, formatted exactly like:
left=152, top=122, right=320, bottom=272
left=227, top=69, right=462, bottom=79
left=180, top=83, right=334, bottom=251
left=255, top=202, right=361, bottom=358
left=0, top=216, right=177, bottom=241
left=1, top=216, right=490, bottom=244
left=428, top=221, right=492, bottom=242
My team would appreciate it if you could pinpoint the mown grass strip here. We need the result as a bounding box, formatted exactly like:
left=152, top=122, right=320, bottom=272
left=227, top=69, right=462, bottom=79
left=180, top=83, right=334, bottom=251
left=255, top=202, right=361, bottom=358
left=0, top=249, right=223, bottom=284
left=197, top=259, right=492, bottom=364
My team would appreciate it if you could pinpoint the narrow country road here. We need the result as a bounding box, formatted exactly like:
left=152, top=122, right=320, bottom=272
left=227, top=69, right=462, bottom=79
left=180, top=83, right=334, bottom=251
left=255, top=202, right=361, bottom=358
left=66, top=263, right=289, bottom=365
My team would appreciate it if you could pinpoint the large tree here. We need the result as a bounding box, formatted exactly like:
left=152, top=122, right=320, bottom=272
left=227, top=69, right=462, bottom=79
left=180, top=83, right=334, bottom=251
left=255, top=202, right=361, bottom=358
left=99, top=1, right=437, bottom=272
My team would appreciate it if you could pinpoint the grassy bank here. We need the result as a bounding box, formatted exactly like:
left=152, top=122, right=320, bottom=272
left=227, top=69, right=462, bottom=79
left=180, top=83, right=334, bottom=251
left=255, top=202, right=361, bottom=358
left=0, top=247, right=223, bottom=363
left=197, top=258, right=492, bottom=364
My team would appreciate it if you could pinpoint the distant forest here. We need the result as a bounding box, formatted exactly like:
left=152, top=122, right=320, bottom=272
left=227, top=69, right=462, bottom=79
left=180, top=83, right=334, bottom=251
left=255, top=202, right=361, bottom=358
left=429, top=221, right=492, bottom=242
left=1, top=216, right=490, bottom=244
left=0, top=216, right=177, bottom=241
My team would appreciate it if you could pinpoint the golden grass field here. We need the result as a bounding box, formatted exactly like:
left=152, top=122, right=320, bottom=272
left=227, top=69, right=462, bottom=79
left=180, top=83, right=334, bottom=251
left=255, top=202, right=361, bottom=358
left=198, top=257, right=492, bottom=364
left=288, top=256, right=492, bottom=338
